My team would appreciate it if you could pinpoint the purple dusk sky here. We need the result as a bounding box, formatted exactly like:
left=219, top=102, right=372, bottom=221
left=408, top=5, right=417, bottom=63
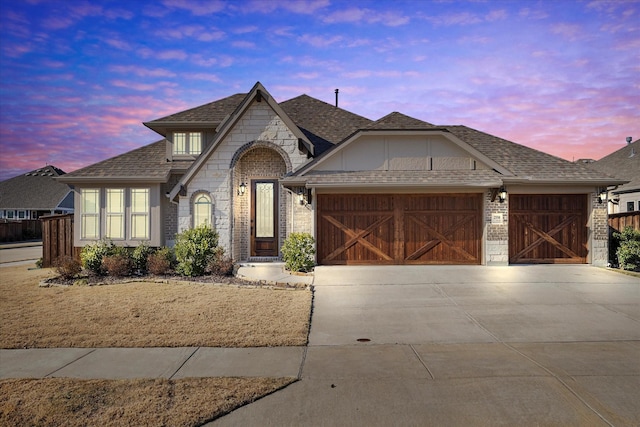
left=0, top=0, right=638, bottom=181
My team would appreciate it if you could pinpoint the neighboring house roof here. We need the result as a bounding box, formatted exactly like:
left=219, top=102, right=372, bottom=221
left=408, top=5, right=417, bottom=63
left=589, top=139, right=639, bottom=193
left=0, top=165, right=73, bottom=210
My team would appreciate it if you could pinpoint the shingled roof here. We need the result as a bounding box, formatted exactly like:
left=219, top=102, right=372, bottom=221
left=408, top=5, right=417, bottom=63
left=59, top=140, right=192, bottom=182
left=590, top=139, right=639, bottom=192
left=60, top=85, right=620, bottom=187
left=0, top=165, right=73, bottom=210
left=365, top=112, right=435, bottom=130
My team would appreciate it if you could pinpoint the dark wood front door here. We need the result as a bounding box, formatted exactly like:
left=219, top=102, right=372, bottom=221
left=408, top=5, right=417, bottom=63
left=509, top=194, right=588, bottom=264
left=251, top=180, right=278, bottom=257
left=317, top=194, right=482, bottom=265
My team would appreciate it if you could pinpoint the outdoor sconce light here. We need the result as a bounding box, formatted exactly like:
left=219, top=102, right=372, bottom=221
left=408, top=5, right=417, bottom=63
left=237, top=182, right=246, bottom=196
left=498, top=186, right=507, bottom=203
left=297, top=188, right=311, bottom=206
left=598, top=188, right=607, bottom=204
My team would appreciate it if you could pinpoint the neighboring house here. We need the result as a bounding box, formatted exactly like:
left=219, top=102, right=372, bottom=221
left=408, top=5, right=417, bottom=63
left=590, top=138, right=639, bottom=214
left=0, top=165, right=74, bottom=220
left=59, top=82, right=623, bottom=266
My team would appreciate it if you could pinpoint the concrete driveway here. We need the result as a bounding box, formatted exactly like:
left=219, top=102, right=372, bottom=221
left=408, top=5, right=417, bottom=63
left=213, top=265, right=640, bottom=426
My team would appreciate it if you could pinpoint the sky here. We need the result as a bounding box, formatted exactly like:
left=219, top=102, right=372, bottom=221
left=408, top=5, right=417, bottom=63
left=1, top=0, right=638, bottom=182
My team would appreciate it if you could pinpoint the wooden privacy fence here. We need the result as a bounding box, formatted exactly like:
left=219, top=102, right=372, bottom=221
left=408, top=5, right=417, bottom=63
left=41, top=214, right=80, bottom=268
left=0, top=219, right=42, bottom=242
left=608, top=212, right=640, bottom=232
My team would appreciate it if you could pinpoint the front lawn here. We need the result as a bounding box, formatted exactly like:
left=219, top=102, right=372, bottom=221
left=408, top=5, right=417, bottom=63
left=0, top=264, right=312, bottom=426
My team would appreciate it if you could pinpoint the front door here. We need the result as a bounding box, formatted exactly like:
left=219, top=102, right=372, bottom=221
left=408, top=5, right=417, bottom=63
left=251, top=180, right=278, bottom=257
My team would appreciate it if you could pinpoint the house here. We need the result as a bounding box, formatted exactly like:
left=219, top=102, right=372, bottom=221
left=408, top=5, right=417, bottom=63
left=590, top=138, right=639, bottom=214
left=59, top=82, right=623, bottom=266
left=0, top=165, right=74, bottom=220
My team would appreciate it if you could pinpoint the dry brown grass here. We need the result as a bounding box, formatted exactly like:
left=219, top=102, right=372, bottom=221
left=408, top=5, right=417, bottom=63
left=0, top=377, right=294, bottom=427
left=0, top=265, right=312, bottom=348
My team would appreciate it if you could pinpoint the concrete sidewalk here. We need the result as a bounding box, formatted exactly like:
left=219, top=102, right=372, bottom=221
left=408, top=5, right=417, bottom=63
left=0, top=347, right=305, bottom=380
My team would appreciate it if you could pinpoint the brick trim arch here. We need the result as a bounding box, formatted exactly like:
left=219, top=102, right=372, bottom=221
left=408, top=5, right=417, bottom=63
left=229, top=140, right=293, bottom=173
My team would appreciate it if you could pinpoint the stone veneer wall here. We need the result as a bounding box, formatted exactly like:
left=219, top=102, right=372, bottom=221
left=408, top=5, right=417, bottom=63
left=177, top=101, right=310, bottom=259
left=485, top=189, right=509, bottom=265
left=590, top=192, right=609, bottom=267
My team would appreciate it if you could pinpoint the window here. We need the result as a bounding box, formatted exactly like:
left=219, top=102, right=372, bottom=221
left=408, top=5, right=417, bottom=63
left=17, top=211, right=26, bottom=219
left=0, top=211, right=4, bottom=219
left=7, top=210, right=15, bottom=219
left=106, top=189, right=125, bottom=239
left=193, top=193, right=212, bottom=227
left=173, top=132, right=202, bottom=155
left=130, top=188, right=149, bottom=239
left=81, top=189, right=100, bottom=239
left=628, top=201, right=636, bottom=212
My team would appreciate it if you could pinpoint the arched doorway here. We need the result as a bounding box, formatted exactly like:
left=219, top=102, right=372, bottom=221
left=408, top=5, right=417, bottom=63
left=232, top=144, right=289, bottom=261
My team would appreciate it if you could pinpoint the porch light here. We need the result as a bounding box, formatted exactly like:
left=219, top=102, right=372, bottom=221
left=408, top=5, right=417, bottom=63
left=237, top=182, right=246, bottom=196
left=498, top=186, right=507, bottom=203
left=598, top=188, right=607, bottom=204
left=298, top=189, right=305, bottom=205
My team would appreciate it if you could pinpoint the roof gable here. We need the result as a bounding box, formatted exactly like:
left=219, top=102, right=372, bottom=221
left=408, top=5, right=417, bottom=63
left=168, top=82, right=313, bottom=200
left=365, top=112, right=435, bottom=130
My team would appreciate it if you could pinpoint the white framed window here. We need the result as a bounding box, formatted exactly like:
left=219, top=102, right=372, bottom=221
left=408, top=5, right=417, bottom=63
left=7, top=210, right=15, bottom=219
left=193, top=193, right=212, bottom=227
left=106, top=189, right=125, bottom=239
left=17, top=211, right=26, bottom=219
left=173, top=132, right=202, bottom=155
left=81, top=189, right=100, bottom=239
left=130, top=188, right=149, bottom=239
left=0, top=210, right=4, bottom=219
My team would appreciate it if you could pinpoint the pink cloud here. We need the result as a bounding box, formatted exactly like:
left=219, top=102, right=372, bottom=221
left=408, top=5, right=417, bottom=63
left=323, top=7, right=409, bottom=26
left=231, top=40, right=255, bottom=49
left=299, top=34, right=343, bottom=48
left=109, top=65, right=176, bottom=78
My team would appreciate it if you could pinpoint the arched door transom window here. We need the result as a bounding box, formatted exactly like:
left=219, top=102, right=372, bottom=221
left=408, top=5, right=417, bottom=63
left=194, top=194, right=212, bottom=227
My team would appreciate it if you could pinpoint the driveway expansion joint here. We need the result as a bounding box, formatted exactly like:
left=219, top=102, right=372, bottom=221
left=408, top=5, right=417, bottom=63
left=44, top=348, right=96, bottom=378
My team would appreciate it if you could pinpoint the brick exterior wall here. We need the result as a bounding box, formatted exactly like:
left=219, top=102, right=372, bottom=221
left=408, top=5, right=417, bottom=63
left=590, top=192, right=609, bottom=266
left=161, top=174, right=181, bottom=246
left=177, top=102, right=311, bottom=261
left=485, top=189, right=509, bottom=265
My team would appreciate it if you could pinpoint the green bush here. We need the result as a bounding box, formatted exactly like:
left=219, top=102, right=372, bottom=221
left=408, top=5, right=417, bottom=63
left=148, top=247, right=174, bottom=275
left=80, top=239, right=115, bottom=275
left=615, top=227, right=640, bottom=271
left=281, top=232, right=315, bottom=273
left=132, top=242, right=153, bottom=273
left=174, top=224, right=219, bottom=277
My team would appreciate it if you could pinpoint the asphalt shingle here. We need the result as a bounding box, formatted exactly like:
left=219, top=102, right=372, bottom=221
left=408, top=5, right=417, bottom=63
left=0, top=166, right=72, bottom=210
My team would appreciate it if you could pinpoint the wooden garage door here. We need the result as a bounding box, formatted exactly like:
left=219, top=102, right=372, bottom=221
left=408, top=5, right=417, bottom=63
left=509, top=194, right=588, bottom=264
left=317, top=194, right=482, bottom=265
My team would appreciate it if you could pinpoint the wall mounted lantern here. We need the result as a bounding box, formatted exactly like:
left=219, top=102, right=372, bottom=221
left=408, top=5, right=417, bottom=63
left=598, top=188, right=607, bottom=204
left=297, top=187, right=311, bottom=206
left=237, top=182, right=246, bottom=196
left=498, top=186, right=507, bottom=203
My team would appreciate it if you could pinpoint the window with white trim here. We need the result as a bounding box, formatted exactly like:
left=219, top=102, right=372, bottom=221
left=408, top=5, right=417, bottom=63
left=130, top=188, right=149, bottom=239
left=193, top=193, right=212, bottom=227
left=106, top=189, right=125, bottom=239
left=81, top=189, right=100, bottom=239
left=173, top=132, right=202, bottom=155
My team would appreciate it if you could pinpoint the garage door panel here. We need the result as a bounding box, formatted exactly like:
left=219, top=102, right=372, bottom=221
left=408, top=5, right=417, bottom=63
left=509, top=195, right=588, bottom=264
left=318, top=194, right=482, bottom=265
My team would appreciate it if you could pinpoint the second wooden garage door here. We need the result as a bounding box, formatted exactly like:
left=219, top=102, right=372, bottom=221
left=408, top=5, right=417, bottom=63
left=317, top=194, right=482, bottom=265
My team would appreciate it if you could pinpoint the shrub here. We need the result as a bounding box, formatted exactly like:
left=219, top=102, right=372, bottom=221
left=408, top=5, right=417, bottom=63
left=80, top=239, right=115, bottom=275
left=53, top=256, right=82, bottom=280
left=148, top=247, right=174, bottom=275
left=174, top=224, right=219, bottom=277
left=615, top=226, right=640, bottom=271
left=132, top=243, right=153, bottom=273
left=35, top=258, right=43, bottom=268
left=102, top=254, right=133, bottom=277
left=209, top=247, right=234, bottom=276
left=281, top=232, right=315, bottom=273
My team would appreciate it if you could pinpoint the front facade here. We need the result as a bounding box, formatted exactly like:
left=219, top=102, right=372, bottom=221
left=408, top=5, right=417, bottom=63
left=590, top=138, right=639, bottom=214
left=60, top=82, right=622, bottom=267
